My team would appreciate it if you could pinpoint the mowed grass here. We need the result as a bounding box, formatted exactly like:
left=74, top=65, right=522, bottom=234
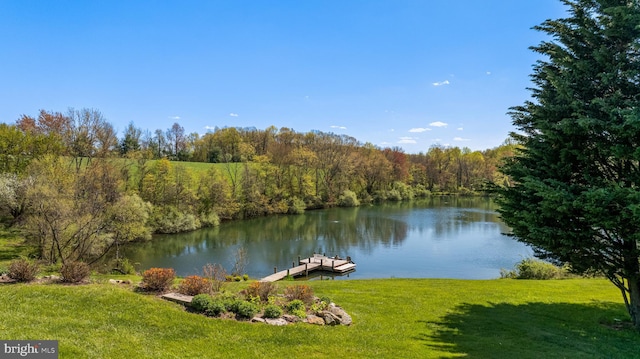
left=0, top=224, right=35, bottom=268
left=0, top=278, right=637, bottom=358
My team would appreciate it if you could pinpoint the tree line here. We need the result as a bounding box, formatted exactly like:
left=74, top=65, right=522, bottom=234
left=0, top=107, right=515, bottom=265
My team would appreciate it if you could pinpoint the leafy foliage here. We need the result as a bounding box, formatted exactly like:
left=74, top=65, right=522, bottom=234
left=497, top=0, right=640, bottom=328
left=262, top=304, right=283, bottom=319
left=500, top=258, right=567, bottom=280
left=177, top=275, right=212, bottom=296
left=141, top=268, right=175, bottom=292
left=190, top=294, right=213, bottom=313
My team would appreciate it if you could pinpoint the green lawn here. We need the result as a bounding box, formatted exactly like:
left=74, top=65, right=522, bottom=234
left=0, top=278, right=637, bottom=358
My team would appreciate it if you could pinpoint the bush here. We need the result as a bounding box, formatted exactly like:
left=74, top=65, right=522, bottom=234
left=245, top=281, right=278, bottom=302
left=178, top=275, right=212, bottom=296
left=501, top=258, right=566, bottom=280
left=242, top=274, right=249, bottom=281
left=284, top=284, right=314, bottom=305
left=235, top=301, right=259, bottom=319
left=206, top=299, right=226, bottom=317
left=338, top=190, right=360, bottom=207
left=191, top=294, right=213, bottom=313
left=286, top=299, right=307, bottom=318
left=287, top=197, right=306, bottom=214
left=150, top=206, right=200, bottom=234
left=60, top=261, right=90, bottom=283
left=114, top=258, right=136, bottom=275
left=141, top=267, right=175, bottom=292
left=8, top=258, right=39, bottom=282
left=287, top=299, right=305, bottom=311
left=263, top=304, right=283, bottom=319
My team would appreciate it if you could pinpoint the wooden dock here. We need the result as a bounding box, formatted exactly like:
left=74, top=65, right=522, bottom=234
left=260, top=254, right=356, bottom=282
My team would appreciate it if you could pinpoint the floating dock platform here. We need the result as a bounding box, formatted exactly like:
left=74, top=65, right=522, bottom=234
left=260, top=254, right=356, bottom=282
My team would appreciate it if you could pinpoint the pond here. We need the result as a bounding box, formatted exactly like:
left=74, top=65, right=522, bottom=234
left=121, top=196, right=532, bottom=280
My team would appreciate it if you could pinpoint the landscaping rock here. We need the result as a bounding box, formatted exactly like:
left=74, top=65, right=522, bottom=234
left=319, top=311, right=340, bottom=326
left=329, top=304, right=352, bottom=326
left=108, top=279, right=131, bottom=285
left=251, top=317, right=266, bottom=323
left=306, top=315, right=325, bottom=326
left=265, top=318, right=288, bottom=326
left=282, top=314, right=301, bottom=323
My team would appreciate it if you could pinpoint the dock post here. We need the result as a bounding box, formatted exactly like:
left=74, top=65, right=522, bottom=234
left=320, top=259, right=323, bottom=268
left=287, top=269, right=290, bottom=277
left=308, top=257, right=311, bottom=263
left=274, top=267, right=277, bottom=274
left=332, top=260, right=335, bottom=271
left=305, top=263, right=308, bottom=276
left=292, top=261, right=295, bottom=268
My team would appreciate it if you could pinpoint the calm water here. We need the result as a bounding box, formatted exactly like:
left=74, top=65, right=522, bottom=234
left=121, top=197, right=532, bottom=279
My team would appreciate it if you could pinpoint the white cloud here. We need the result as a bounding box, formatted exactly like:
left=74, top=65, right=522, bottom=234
left=398, top=136, right=417, bottom=144
left=204, top=125, right=216, bottom=131
left=170, top=116, right=181, bottom=120
left=330, top=125, right=347, bottom=130
left=389, top=128, right=395, bottom=132
left=409, top=127, right=431, bottom=133
left=457, top=127, right=464, bottom=131
left=229, top=113, right=239, bottom=117
left=486, top=71, right=491, bottom=75
left=432, top=80, right=450, bottom=86
left=454, top=137, right=470, bottom=141
left=429, top=121, right=448, bottom=127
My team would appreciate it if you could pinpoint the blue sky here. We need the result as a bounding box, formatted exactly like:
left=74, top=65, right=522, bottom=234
left=0, top=1, right=566, bottom=153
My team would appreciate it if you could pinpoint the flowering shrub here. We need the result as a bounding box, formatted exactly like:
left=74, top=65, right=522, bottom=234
left=141, top=267, right=175, bottom=292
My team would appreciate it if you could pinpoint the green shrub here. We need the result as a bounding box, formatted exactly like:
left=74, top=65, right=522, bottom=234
left=386, top=189, right=402, bottom=201
left=221, top=295, right=243, bottom=313
left=263, top=304, right=283, bottom=319
left=8, top=258, right=40, bottom=282
left=141, top=267, right=175, bottom=292
left=191, top=294, right=213, bottom=313
left=206, top=299, right=226, bottom=317
left=178, top=275, right=212, bottom=296
left=114, top=258, right=136, bottom=275
left=235, top=301, right=259, bottom=319
left=287, top=299, right=305, bottom=312
left=287, top=197, right=306, bottom=214
left=501, top=258, right=566, bottom=280
left=60, top=261, right=90, bottom=283
left=320, top=296, right=332, bottom=304
left=233, top=276, right=242, bottom=282
left=199, top=211, right=220, bottom=227
left=242, top=274, right=249, bottom=281
left=284, top=284, right=314, bottom=305
left=516, top=258, right=564, bottom=279
left=150, top=206, right=200, bottom=234
left=286, top=299, right=307, bottom=318
left=338, top=190, right=360, bottom=207
left=392, top=181, right=415, bottom=200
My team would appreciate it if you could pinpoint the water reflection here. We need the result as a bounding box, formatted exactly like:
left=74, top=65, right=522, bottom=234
left=121, top=196, right=531, bottom=279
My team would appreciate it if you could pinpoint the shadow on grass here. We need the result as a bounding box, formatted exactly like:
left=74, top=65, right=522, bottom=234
left=419, top=301, right=640, bottom=359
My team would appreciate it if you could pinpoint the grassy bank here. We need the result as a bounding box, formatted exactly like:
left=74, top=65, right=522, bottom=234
left=0, top=278, right=637, bottom=358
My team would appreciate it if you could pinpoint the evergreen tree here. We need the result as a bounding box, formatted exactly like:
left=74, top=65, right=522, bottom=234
left=498, top=0, right=640, bottom=329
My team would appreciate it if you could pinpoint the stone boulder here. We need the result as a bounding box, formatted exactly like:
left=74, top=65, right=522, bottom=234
left=328, top=304, right=352, bottom=326
left=265, top=318, right=288, bottom=326
left=305, top=315, right=325, bottom=326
